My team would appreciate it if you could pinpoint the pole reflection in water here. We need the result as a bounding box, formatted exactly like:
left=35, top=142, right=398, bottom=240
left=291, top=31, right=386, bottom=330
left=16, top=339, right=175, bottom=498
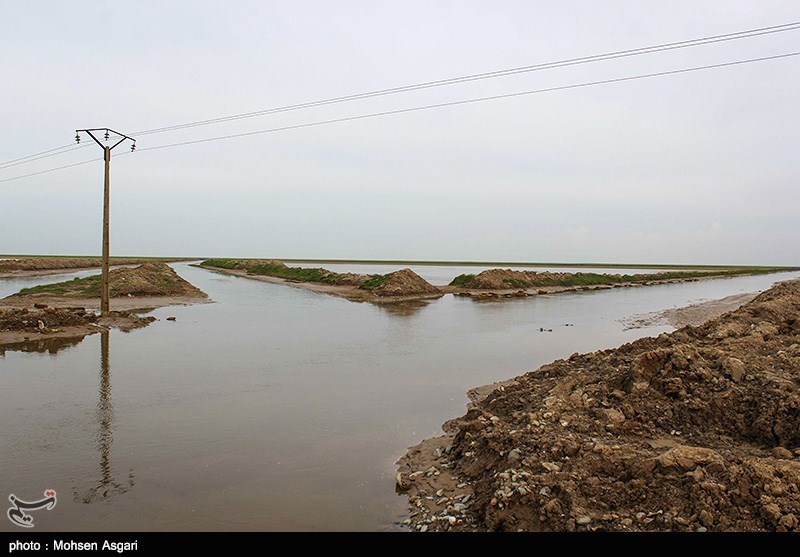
left=74, top=330, right=134, bottom=503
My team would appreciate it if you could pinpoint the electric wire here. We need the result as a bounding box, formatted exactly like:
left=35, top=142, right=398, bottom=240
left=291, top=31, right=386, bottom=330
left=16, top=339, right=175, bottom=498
left=2, top=20, right=798, bottom=169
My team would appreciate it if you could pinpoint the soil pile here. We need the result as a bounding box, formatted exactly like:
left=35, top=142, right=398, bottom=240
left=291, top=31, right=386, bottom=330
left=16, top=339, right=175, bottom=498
left=105, top=262, right=207, bottom=298
left=369, top=269, right=443, bottom=298
left=454, top=269, right=576, bottom=289
left=398, top=280, right=800, bottom=532
left=0, top=257, right=153, bottom=273
left=7, top=262, right=207, bottom=300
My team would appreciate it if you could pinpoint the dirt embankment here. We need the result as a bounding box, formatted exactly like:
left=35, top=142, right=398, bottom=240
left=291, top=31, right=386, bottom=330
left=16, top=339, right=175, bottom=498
left=397, top=280, right=800, bottom=532
left=2, top=262, right=207, bottom=306
left=444, top=268, right=783, bottom=300
left=0, top=263, right=208, bottom=347
left=0, top=257, right=181, bottom=277
left=199, top=260, right=443, bottom=304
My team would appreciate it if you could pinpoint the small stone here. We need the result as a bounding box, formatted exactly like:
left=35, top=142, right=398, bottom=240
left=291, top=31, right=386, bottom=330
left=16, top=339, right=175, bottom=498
left=447, top=516, right=457, bottom=526
left=435, top=489, right=444, bottom=497
left=508, top=448, right=522, bottom=463
left=166, top=316, right=177, bottom=321
left=696, top=527, right=707, bottom=533
left=772, top=447, right=793, bottom=460
left=723, top=357, right=745, bottom=382
left=699, top=509, right=713, bottom=527
left=778, top=514, right=797, bottom=530
left=419, top=525, right=428, bottom=533
left=576, top=516, right=591, bottom=525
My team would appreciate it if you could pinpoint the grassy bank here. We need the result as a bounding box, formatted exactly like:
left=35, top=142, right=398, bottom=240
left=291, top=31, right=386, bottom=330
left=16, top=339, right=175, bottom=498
left=201, top=258, right=392, bottom=288
left=450, top=267, right=791, bottom=289
left=19, top=275, right=103, bottom=298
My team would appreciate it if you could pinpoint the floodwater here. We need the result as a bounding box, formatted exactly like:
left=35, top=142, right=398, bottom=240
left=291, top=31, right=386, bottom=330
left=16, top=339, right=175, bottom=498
left=1, top=263, right=798, bottom=531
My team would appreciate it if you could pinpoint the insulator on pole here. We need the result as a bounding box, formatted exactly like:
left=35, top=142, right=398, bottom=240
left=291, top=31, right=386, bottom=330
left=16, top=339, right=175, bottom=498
left=75, top=133, right=80, bottom=144
left=104, top=130, right=110, bottom=141
left=131, top=143, right=136, bottom=152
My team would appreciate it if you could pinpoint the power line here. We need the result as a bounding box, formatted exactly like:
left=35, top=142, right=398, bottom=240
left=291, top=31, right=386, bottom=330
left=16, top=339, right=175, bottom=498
left=0, top=158, right=99, bottom=184
left=1, top=51, right=797, bottom=185
left=2, top=20, right=799, bottom=169
left=133, top=52, right=800, bottom=152
left=0, top=145, right=86, bottom=170
left=130, top=21, right=800, bottom=137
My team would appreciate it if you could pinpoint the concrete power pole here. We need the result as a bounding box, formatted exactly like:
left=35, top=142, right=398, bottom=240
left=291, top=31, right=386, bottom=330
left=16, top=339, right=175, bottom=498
left=75, top=129, right=136, bottom=316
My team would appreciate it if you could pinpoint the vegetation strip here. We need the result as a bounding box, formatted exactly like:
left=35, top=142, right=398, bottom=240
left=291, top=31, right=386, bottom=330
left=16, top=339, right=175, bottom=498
left=449, top=267, right=789, bottom=289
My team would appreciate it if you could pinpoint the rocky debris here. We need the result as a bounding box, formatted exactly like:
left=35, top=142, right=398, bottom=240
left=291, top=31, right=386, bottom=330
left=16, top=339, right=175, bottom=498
left=369, top=269, right=443, bottom=299
left=458, top=290, right=533, bottom=300
left=0, top=307, right=97, bottom=332
left=166, top=316, right=177, bottom=321
left=399, top=279, right=800, bottom=532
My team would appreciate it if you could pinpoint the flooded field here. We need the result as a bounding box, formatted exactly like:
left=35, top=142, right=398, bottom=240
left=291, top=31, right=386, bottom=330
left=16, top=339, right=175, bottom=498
left=1, top=263, right=798, bottom=531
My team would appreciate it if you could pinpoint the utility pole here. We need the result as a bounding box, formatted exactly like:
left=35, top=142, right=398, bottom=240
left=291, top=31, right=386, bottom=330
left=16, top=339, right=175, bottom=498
left=75, top=129, right=136, bottom=317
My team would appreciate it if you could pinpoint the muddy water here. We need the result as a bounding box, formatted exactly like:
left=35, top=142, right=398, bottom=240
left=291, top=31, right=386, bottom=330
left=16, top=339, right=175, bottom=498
left=1, top=264, right=798, bottom=531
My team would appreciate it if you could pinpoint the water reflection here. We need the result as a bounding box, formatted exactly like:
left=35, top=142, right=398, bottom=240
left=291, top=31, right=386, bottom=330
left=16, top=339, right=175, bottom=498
left=375, top=300, right=435, bottom=317
left=0, top=335, right=87, bottom=356
left=73, top=331, right=134, bottom=504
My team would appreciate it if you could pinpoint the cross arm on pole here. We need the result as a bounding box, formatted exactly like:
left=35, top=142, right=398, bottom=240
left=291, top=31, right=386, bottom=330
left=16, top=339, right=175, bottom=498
left=76, top=129, right=136, bottom=152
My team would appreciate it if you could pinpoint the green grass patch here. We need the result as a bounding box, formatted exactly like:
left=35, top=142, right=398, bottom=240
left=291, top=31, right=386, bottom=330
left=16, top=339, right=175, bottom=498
left=248, top=263, right=343, bottom=283
left=361, top=274, right=389, bottom=290
left=18, top=275, right=103, bottom=298
left=201, top=258, right=242, bottom=270
left=449, top=274, right=476, bottom=287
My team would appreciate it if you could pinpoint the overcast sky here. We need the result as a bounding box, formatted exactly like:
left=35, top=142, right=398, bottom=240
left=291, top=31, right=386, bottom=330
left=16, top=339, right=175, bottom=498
left=1, top=1, right=798, bottom=265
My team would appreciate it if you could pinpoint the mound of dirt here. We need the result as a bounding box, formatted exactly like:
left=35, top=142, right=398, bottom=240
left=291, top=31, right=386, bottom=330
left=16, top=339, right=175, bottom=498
left=456, top=269, right=575, bottom=289
left=106, top=262, right=207, bottom=298
left=399, top=279, right=800, bottom=532
left=7, top=262, right=207, bottom=300
left=369, top=269, right=443, bottom=298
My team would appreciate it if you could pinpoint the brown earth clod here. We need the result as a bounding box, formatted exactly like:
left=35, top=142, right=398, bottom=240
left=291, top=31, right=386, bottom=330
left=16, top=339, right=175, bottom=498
left=398, top=279, right=800, bottom=532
